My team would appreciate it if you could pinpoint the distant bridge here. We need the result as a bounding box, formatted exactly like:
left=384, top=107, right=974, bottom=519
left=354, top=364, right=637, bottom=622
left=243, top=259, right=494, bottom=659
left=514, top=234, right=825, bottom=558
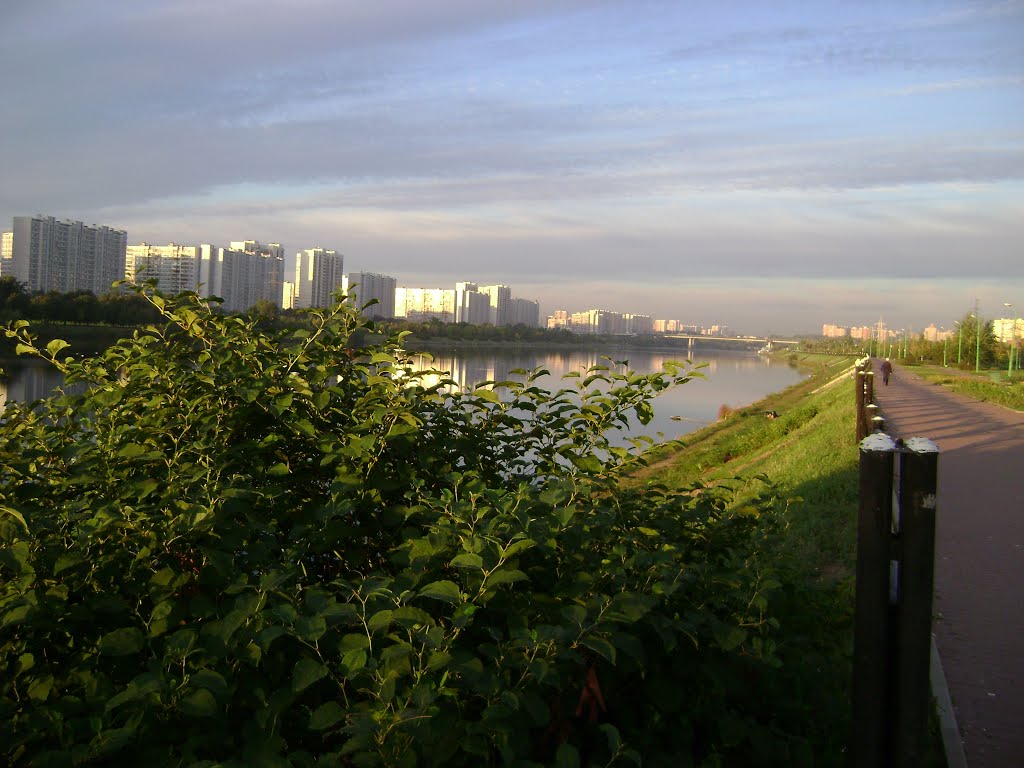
left=662, top=335, right=801, bottom=351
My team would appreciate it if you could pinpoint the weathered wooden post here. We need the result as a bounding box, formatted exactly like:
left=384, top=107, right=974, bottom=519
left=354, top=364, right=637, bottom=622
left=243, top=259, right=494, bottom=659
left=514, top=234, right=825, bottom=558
left=851, top=434, right=940, bottom=767
left=856, top=364, right=868, bottom=441
left=852, top=432, right=897, bottom=767
left=894, top=438, right=939, bottom=766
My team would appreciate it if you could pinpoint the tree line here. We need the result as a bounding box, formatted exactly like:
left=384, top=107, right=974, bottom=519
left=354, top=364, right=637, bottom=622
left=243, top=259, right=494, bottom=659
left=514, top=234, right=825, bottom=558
left=0, top=277, right=161, bottom=326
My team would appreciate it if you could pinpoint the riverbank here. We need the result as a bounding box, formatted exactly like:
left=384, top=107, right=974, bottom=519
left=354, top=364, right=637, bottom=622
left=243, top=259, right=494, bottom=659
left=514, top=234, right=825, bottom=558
left=635, top=353, right=945, bottom=764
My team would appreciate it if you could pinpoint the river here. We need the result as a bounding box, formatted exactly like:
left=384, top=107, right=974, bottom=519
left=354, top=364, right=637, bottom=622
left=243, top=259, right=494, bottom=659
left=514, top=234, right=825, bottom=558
left=0, top=348, right=805, bottom=443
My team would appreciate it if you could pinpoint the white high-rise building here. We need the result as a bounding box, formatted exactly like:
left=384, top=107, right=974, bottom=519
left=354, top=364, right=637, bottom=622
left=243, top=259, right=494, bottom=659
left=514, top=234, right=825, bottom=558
left=342, top=272, right=396, bottom=319
left=455, top=281, right=491, bottom=325
left=10, top=215, right=126, bottom=294
left=230, top=240, right=286, bottom=308
left=294, top=247, right=344, bottom=309
left=509, top=298, right=541, bottom=328
left=395, top=287, right=456, bottom=322
left=125, top=243, right=202, bottom=295
left=1, top=231, right=12, bottom=278
left=478, top=284, right=511, bottom=327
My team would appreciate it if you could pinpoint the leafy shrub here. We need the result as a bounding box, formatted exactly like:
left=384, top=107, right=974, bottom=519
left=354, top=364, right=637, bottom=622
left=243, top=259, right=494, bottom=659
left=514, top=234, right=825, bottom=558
left=2, top=285, right=788, bottom=766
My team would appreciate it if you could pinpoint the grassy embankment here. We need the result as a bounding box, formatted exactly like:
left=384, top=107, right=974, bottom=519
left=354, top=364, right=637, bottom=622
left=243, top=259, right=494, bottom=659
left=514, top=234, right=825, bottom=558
left=636, top=353, right=942, bottom=763
left=902, top=363, right=1024, bottom=411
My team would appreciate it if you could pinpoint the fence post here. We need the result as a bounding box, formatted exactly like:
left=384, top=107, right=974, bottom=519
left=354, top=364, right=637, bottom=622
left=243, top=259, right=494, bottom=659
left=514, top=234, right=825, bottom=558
left=894, top=438, right=939, bottom=766
left=856, top=366, right=867, bottom=441
left=852, top=432, right=897, bottom=767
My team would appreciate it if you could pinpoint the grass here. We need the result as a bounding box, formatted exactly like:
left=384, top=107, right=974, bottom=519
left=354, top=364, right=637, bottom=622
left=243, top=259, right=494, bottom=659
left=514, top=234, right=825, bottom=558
left=907, top=364, right=1024, bottom=411
left=634, top=354, right=947, bottom=766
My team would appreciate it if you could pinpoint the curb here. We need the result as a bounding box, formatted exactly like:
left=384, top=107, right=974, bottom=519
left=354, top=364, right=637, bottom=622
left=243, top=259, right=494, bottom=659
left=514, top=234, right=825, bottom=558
left=931, top=635, right=967, bottom=768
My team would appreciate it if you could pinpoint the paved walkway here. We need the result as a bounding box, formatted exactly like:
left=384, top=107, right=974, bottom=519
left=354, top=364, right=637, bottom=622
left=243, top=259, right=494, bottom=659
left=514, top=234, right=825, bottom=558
left=871, top=361, right=1024, bottom=768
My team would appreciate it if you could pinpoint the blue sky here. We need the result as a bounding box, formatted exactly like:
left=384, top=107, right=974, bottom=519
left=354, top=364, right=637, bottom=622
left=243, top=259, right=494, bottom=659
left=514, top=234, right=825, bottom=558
left=1, top=0, right=1021, bottom=334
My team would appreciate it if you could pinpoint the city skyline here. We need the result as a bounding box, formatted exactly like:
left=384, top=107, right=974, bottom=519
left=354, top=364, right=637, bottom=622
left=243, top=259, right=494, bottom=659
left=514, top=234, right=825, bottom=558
left=1, top=1, right=1021, bottom=334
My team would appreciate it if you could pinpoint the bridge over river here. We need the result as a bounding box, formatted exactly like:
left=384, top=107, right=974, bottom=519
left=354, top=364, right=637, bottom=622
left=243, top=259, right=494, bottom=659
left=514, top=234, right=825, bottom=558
left=662, top=335, right=801, bottom=352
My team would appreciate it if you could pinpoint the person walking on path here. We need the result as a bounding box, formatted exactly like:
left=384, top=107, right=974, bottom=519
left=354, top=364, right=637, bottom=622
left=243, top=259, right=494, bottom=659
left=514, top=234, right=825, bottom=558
left=871, top=363, right=1024, bottom=768
left=880, top=357, right=893, bottom=385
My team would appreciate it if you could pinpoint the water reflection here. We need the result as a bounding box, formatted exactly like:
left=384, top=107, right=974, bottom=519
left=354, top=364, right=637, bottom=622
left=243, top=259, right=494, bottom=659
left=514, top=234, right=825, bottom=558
left=1, top=348, right=805, bottom=444
left=406, top=348, right=805, bottom=442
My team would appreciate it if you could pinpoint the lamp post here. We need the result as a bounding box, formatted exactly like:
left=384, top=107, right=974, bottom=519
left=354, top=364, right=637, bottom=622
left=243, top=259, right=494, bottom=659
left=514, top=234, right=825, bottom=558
left=975, top=309, right=982, bottom=374
left=943, top=334, right=948, bottom=367
left=957, top=319, right=964, bottom=365
left=1005, top=303, right=1015, bottom=378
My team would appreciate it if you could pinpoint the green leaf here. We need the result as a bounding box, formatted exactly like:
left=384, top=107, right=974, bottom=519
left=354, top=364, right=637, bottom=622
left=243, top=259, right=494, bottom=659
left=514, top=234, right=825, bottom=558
left=713, top=624, right=748, bottom=652
left=117, top=443, right=147, bottom=458
left=417, top=580, right=462, bottom=605
left=341, top=648, right=367, bottom=675
left=309, top=701, right=346, bottom=730
left=267, top=462, right=290, bottom=476
left=485, top=568, right=527, bottom=588
left=98, top=628, right=145, bottom=656
left=0, top=505, right=29, bottom=533
left=45, top=339, right=70, bottom=357
left=178, top=688, right=218, bottom=718
left=14, top=343, right=35, bottom=356
left=581, top=635, right=617, bottom=664
left=555, top=743, right=581, bottom=768
left=292, top=658, right=328, bottom=693
left=449, top=552, right=484, bottom=570
left=27, top=675, right=54, bottom=702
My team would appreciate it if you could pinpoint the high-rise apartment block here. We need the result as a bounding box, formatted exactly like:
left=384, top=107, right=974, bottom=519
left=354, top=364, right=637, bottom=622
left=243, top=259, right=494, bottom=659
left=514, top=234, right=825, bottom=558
left=126, top=243, right=201, bottom=295
left=230, top=241, right=286, bottom=308
left=294, top=247, right=343, bottom=309
left=1, top=231, right=12, bottom=277
left=342, top=272, right=397, bottom=319
left=478, top=284, right=511, bottom=327
left=509, top=298, right=541, bottom=328
left=395, top=287, right=456, bottom=322
left=454, top=282, right=491, bottom=325
left=822, top=324, right=848, bottom=337
left=9, top=215, right=126, bottom=293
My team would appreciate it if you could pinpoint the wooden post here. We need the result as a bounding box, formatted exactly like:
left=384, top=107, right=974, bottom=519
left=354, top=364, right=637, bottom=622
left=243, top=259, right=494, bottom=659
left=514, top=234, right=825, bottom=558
left=894, top=438, right=939, bottom=766
left=856, top=367, right=867, bottom=441
left=852, top=432, right=897, bottom=767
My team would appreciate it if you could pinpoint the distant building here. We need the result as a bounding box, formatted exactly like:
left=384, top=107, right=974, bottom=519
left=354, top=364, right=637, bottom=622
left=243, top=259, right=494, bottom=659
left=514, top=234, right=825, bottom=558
left=126, top=243, right=201, bottom=295
left=294, top=247, right=343, bottom=309
left=822, top=324, right=848, bottom=338
left=993, top=316, right=1024, bottom=343
left=230, top=240, right=286, bottom=308
left=395, top=287, right=456, bottom=322
left=509, top=297, right=541, bottom=328
left=342, top=272, right=397, bottom=319
left=623, top=313, right=653, bottom=334
left=546, top=309, right=569, bottom=330
left=1, top=231, right=11, bottom=278
left=9, top=215, right=126, bottom=293
left=478, top=284, right=511, bottom=327
left=849, top=326, right=873, bottom=340
left=455, top=282, right=491, bottom=325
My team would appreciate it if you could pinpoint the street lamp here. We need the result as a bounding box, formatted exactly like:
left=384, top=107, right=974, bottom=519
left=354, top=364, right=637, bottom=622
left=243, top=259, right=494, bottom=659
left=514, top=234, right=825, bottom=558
left=1005, top=302, right=1016, bottom=378
left=975, top=309, right=982, bottom=374
left=957, top=319, right=964, bottom=365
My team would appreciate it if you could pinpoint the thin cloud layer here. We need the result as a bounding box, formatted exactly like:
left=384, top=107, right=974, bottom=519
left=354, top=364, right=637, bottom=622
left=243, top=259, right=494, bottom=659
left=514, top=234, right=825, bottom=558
left=1, top=0, right=1021, bottom=332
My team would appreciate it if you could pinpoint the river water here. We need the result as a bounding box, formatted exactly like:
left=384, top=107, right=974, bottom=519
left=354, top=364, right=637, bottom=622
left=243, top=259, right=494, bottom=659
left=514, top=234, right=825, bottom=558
left=0, top=348, right=805, bottom=443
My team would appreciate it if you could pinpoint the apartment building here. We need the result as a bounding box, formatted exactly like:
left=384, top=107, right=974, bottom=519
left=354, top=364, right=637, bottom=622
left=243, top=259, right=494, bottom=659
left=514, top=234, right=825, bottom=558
left=230, top=240, right=286, bottom=308
left=1, top=231, right=11, bottom=277
left=342, top=272, right=397, bottom=319
left=454, top=282, right=491, bottom=325
left=822, top=324, right=848, bottom=337
left=509, top=298, right=541, bottom=328
left=9, top=215, right=127, bottom=293
left=294, top=247, right=343, bottom=309
left=395, top=287, right=456, bottom=322
left=126, top=243, right=201, bottom=295
left=478, top=284, right=511, bottom=327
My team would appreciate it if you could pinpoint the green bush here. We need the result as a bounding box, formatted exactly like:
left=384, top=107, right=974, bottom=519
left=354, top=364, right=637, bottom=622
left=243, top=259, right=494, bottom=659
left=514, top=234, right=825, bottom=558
left=2, top=285, right=789, bottom=766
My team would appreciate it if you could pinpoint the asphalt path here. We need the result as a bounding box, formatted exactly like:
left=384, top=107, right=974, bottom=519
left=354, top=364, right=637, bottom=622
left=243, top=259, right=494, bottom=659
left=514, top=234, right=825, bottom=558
left=871, top=361, right=1024, bottom=768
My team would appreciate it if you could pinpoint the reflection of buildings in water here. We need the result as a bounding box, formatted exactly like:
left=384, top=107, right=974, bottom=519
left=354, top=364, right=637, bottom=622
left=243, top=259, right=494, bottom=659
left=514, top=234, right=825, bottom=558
left=0, top=364, right=84, bottom=414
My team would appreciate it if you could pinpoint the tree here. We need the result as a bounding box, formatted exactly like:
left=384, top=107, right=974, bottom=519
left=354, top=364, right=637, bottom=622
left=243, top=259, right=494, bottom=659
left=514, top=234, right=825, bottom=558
left=955, top=312, right=999, bottom=369
left=2, top=284, right=789, bottom=766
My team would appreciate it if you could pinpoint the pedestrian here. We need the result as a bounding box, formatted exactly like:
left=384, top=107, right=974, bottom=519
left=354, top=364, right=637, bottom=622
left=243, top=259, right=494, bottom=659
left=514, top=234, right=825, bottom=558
left=880, top=358, right=893, bottom=385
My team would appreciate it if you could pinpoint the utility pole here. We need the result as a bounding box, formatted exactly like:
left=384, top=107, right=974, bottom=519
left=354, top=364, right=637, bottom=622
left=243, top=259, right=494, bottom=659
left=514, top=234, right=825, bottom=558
left=975, top=299, right=982, bottom=373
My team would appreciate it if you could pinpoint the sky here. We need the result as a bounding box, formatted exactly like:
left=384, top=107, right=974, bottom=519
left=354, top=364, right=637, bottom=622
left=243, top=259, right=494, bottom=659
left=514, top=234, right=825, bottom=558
left=1, top=0, right=1021, bottom=335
